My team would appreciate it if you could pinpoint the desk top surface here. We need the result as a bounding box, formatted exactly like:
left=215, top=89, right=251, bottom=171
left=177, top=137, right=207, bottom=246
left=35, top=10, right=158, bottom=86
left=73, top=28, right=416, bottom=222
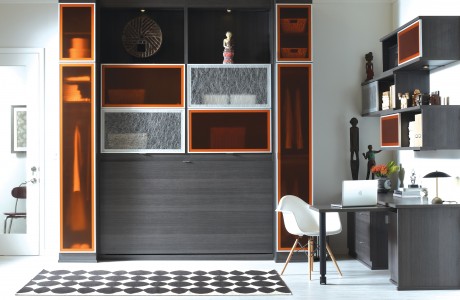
left=311, top=193, right=460, bottom=212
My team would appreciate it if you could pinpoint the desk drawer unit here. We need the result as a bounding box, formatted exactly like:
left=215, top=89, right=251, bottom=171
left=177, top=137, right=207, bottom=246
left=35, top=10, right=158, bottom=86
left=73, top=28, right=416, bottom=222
left=350, top=211, right=388, bottom=270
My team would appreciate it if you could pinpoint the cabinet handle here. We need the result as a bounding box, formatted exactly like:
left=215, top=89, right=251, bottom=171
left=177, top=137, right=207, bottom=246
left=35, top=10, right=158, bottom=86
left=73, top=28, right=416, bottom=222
left=182, top=160, right=192, bottom=163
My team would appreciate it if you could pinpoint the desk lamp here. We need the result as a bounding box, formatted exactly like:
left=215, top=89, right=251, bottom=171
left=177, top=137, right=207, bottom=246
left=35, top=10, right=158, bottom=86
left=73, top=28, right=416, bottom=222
left=423, top=171, right=450, bottom=204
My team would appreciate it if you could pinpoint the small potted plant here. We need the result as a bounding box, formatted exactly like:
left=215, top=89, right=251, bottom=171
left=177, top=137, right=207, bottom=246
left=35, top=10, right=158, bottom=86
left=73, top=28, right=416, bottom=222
left=371, top=161, right=399, bottom=192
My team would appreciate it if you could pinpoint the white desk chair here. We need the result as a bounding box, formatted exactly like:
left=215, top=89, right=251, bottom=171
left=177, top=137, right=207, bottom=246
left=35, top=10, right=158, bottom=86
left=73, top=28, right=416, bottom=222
left=276, top=195, right=342, bottom=280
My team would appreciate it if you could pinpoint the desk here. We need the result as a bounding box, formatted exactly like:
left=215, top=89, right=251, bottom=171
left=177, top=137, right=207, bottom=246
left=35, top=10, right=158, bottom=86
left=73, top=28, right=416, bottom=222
left=311, top=196, right=460, bottom=289
left=309, top=204, right=390, bottom=285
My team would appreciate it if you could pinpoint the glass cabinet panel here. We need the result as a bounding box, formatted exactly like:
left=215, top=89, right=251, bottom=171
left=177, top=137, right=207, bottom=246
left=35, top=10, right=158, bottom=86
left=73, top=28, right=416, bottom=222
left=188, top=64, right=270, bottom=108
left=277, top=64, right=311, bottom=249
left=60, top=65, right=94, bottom=251
left=398, top=20, right=421, bottom=65
left=277, top=4, right=311, bottom=62
left=60, top=4, right=94, bottom=61
left=102, top=64, right=184, bottom=107
left=102, top=109, right=185, bottom=153
left=189, top=110, right=271, bottom=153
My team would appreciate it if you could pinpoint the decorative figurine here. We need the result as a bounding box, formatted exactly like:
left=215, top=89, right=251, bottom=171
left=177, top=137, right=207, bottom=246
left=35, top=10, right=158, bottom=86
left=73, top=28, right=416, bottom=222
left=365, top=52, right=374, bottom=81
left=349, top=118, right=359, bottom=180
left=412, top=89, right=421, bottom=106
left=409, top=170, right=419, bottom=188
left=223, top=31, right=234, bottom=64
left=362, top=144, right=381, bottom=180
left=398, top=163, right=405, bottom=187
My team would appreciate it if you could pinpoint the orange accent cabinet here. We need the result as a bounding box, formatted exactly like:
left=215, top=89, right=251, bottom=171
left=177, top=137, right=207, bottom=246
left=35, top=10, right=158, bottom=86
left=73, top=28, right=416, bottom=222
left=59, top=3, right=95, bottom=257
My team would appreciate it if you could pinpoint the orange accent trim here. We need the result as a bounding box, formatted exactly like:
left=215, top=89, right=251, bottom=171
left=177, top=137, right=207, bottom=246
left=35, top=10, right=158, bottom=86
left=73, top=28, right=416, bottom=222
left=101, top=64, right=185, bottom=108
left=398, top=20, right=420, bottom=65
left=59, top=4, right=95, bottom=61
left=60, top=63, right=95, bottom=252
left=276, top=4, right=312, bottom=62
left=188, top=109, right=271, bottom=153
left=380, top=114, right=400, bottom=147
left=276, top=64, right=312, bottom=251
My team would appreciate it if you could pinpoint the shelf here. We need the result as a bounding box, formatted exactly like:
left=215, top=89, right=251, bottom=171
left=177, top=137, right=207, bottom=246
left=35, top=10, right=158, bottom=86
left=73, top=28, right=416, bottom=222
left=101, top=108, right=185, bottom=153
left=60, top=64, right=94, bottom=104
left=100, top=8, right=185, bottom=64
left=188, top=8, right=271, bottom=64
left=277, top=4, right=311, bottom=62
left=188, top=110, right=271, bottom=153
left=102, top=64, right=185, bottom=107
left=187, top=64, right=271, bottom=108
left=60, top=4, right=94, bottom=61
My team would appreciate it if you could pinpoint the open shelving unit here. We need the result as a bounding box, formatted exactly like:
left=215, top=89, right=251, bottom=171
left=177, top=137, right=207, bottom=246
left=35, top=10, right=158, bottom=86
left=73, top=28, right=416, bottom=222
left=362, top=16, right=460, bottom=151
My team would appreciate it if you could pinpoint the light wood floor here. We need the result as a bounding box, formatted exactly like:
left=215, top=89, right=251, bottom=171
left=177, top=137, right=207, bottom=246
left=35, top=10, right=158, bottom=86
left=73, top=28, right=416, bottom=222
left=1, top=255, right=459, bottom=299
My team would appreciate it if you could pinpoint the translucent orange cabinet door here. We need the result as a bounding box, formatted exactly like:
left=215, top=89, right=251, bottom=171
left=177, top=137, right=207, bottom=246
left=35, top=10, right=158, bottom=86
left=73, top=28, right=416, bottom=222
left=277, top=64, right=312, bottom=250
left=60, top=64, right=94, bottom=251
left=60, top=3, right=94, bottom=61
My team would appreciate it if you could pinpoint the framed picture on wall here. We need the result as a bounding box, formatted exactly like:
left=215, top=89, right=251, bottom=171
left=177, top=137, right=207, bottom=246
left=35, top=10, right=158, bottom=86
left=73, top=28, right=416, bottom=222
left=11, top=105, right=27, bottom=152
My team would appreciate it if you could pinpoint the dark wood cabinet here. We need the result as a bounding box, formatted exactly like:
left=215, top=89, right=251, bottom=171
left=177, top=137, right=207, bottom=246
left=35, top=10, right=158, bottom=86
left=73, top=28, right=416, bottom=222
left=98, top=154, right=274, bottom=258
left=348, top=211, right=388, bottom=270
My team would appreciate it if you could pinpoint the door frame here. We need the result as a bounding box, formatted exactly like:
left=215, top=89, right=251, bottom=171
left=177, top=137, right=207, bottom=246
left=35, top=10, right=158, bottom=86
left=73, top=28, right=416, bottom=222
left=0, top=48, right=45, bottom=255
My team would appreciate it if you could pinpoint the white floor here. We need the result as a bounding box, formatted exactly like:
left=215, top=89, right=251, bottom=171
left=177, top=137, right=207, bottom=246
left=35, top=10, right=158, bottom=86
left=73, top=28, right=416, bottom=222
left=1, top=255, right=460, bottom=299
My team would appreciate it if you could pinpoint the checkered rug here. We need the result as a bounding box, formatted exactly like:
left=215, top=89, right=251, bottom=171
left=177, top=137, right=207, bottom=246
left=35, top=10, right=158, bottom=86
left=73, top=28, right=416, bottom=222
left=17, top=269, right=291, bottom=296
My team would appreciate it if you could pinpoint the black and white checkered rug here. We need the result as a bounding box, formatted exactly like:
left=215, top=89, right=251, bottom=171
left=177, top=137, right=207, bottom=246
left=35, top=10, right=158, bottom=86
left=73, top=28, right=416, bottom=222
left=17, top=269, right=291, bottom=296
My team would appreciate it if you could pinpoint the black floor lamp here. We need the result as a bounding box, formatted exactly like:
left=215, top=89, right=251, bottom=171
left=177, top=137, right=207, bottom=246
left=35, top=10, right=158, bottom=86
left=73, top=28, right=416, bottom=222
left=423, top=171, right=450, bottom=204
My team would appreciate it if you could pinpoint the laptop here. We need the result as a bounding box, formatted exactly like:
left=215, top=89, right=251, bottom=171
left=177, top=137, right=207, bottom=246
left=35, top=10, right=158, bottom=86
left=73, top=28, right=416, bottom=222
left=331, top=180, right=378, bottom=208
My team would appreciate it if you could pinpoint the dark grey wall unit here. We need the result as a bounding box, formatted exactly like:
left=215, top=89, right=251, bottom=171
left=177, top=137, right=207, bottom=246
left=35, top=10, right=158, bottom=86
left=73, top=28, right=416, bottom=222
left=98, top=154, right=274, bottom=257
left=389, top=206, right=460, bottom=290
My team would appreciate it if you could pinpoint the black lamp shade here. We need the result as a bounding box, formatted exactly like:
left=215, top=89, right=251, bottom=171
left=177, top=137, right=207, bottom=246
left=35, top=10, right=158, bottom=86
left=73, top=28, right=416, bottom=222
left=423, top=171, right=451, bottom=178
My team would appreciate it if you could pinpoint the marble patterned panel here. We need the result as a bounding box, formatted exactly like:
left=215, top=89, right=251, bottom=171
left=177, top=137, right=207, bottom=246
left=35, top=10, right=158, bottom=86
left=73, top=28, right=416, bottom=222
left=102, top=109, right=184, bottom=153
left=188, top=64, right=271, bottom=108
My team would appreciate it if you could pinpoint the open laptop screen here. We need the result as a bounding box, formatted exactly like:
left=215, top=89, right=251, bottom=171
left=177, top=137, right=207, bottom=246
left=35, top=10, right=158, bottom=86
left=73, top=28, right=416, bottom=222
left=340, top=180, right=378, bottom=207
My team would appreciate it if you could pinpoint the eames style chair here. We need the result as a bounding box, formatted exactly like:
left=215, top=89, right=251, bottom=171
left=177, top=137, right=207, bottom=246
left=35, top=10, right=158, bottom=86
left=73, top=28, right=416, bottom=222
left=276, top=195, right=342, bottom=280
left=3, top=185, right=27, bottom=234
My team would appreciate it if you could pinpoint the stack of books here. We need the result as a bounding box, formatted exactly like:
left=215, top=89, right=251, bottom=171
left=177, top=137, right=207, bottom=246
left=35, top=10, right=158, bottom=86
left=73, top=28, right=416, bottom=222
left=381, top=85, right=396, bottom=110
left=382, top=91, right=390, bottom=110
left=408, top=113, right=423, bottom=147
left=393, top=188, right=422, bottom=198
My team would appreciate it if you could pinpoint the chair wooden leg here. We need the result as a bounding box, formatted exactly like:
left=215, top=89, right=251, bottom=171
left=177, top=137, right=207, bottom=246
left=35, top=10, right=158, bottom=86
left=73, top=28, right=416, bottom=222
left=326, top=243, right=342, bottom=277
left=308, top=237, right=314, bottom=280
left=280, top=237, right=299, bottom=275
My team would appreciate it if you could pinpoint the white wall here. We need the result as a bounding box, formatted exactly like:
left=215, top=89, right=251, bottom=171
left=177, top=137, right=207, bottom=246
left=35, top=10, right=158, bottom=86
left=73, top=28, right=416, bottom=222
left=0, top=2, right=59, bottom=256
left=313, top=0, right=393, bottom=253
left=393, top=0, right=460, bottom=201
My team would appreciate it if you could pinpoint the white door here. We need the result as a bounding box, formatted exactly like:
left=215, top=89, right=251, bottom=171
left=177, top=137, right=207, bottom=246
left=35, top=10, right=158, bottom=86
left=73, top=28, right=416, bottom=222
left=0, top=49, right=43, bottom=255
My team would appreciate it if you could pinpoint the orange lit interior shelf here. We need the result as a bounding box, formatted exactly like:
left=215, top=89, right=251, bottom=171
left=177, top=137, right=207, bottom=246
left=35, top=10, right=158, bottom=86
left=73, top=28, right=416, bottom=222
left=277, top=4, right=311, bottom=61
left=102, top=64, right=185, bottom=107
left=189, top=110, right=271, bottom=153
left=60, top=4, right=94, bottom=61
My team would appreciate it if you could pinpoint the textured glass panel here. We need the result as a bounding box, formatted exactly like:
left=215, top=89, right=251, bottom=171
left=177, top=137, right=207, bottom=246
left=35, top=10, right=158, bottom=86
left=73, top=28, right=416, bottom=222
left=102, top=109, right=184, bottom=152
left=188, top=64, right=270, bottom=108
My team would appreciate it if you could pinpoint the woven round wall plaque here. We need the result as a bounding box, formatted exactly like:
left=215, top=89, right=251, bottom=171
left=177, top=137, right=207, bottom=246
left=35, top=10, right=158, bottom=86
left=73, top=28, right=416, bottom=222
left=122, top=14, right=162, bottom=58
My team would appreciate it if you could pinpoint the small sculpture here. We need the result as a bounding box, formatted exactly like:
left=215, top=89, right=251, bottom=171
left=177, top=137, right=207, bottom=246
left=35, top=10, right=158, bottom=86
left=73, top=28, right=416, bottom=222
left=365, top=52, right=374, bottom=81
left=349, top=118, right=359, bottom=180
left=398, top=163, right=405, bottom=187
left=223, top=31, right=234, bottom=64
left=362, top=144, right=381, bottom=180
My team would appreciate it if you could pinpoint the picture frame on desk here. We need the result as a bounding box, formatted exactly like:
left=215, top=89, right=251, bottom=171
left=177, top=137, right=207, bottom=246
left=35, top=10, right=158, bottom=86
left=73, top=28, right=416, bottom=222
left=380, top=114, right=400, bottom=147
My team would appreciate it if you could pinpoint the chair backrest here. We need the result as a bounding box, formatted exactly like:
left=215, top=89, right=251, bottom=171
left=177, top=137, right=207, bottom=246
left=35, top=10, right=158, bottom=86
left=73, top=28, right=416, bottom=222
left=12, top=186, right=27, bottom=199
left=276, top=195, right=318, bottom=236
left=277, top=195, right=342, bottom=237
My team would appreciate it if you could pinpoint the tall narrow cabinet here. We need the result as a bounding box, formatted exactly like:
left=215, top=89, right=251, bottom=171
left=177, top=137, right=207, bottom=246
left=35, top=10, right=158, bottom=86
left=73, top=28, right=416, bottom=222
left=276, top=2, right=312, bottom=253
left=59, top=2, right=96, bottom=262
